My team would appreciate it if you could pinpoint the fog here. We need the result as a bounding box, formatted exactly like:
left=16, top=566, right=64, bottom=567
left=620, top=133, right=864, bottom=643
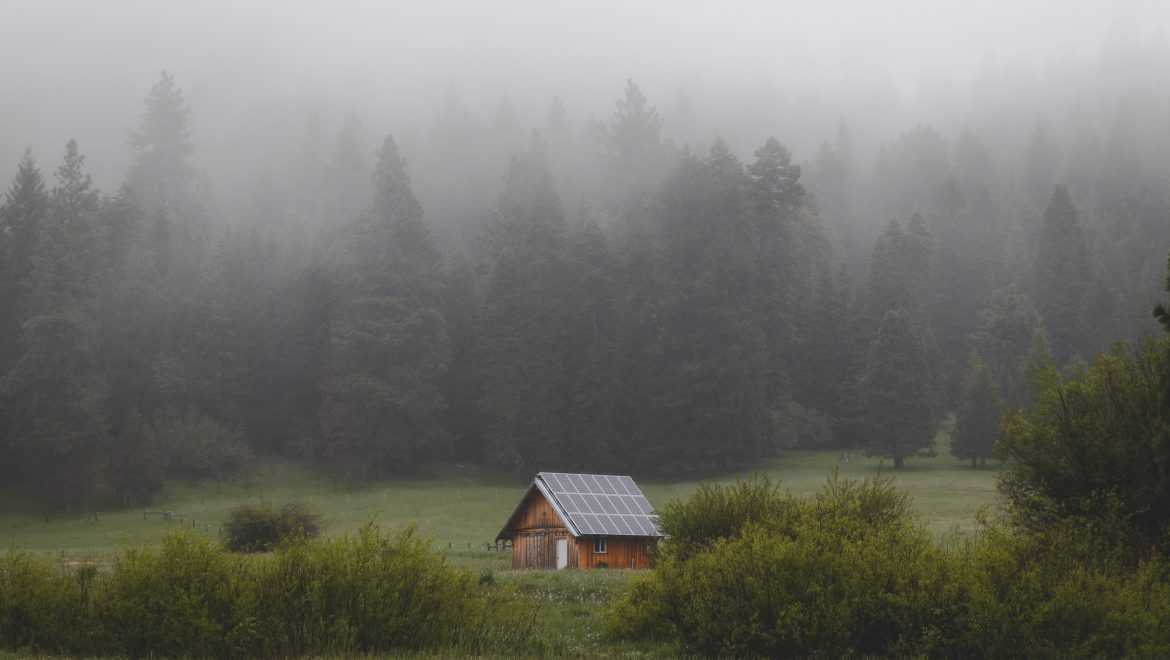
left=5, top=0, right=1169, bottom=194
left=5, top=0, right=1170, bottom=480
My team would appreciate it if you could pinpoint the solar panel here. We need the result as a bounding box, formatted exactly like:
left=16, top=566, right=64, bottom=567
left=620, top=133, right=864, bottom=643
left=538, top=472, right=662, bottom=537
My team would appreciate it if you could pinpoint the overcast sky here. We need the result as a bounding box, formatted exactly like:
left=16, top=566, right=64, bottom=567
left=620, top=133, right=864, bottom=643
left=4, top=0, right=1169, bottom=190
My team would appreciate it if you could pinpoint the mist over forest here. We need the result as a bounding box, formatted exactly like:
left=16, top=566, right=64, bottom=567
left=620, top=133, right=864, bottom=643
left=4, top=0, right=1170, bottom=507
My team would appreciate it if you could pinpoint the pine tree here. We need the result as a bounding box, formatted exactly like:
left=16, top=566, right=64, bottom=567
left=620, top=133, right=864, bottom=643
left=440, top=252, right=484, bottom=462
left=804, top=122, right=855, bottom=257
left=951, top=355, right=1001, bottom=467
left=320, top=136, right=450, bottom=480
left=93, top=185, right=161, bottom=423
left=636, top=142, right=773, bottom=472
left=870, top=214, right=933, bottom=317
left=0, top=151, right=50, bottom=477
left=562, top=220, right=624, bottom=470
left=791, top=262, right=867, bottom=447
left=0, top=140, right=108, bottom=507
left=479, top=143, right=571, bottom=470
left=747, top=136, right=827, bottom=430
left=972, top=287, right=1050, bottom=409
left=594, top=79, right=670, bottom=226
left=1034, top=185, right=1091, bottom=364
left=0, top=150, right=49, bottom=309
left=127, top=71, right=198, bottom=218
left=324, top=110, right=372, bottom=224
left=860, top=309, right=938, bottom=469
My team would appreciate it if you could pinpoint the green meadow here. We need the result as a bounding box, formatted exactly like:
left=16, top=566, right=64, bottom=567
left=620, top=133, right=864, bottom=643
left=1, top=430, right=997, bottom=559
left=0, top=431, right=1001, bottom=657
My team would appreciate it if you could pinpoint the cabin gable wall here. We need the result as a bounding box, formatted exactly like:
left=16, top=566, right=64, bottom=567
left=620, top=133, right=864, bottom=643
left=507, top=490, right=573, bottom=568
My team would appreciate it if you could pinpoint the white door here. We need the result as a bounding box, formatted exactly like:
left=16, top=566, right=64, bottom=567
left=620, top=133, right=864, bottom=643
left=555, top=538, right=568, bottom=570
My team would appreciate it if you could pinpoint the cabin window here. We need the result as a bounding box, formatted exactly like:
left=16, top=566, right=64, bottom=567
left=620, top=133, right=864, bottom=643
left=594, top=538, right=607, bottom=553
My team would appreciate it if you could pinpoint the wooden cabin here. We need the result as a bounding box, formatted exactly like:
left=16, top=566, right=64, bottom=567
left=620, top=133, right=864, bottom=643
left=496, top=472, right=663, bottom=569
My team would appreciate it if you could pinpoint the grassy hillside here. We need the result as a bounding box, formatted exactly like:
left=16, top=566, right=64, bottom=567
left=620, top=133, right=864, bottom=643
left=0, top=430, right=998, bottom=558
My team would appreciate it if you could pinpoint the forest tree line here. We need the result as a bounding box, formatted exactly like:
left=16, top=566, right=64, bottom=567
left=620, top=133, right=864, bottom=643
left=1, top=66, right=1168, bottom=508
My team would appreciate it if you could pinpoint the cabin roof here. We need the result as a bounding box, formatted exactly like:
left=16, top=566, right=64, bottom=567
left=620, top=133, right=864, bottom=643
left=496, top=472, right=663, bottom=541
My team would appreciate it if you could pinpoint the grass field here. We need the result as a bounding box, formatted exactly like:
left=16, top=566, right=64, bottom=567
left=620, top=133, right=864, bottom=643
left=0, top=429, right=999, bottom=558
left=0, top=431, right=1000, bottom=657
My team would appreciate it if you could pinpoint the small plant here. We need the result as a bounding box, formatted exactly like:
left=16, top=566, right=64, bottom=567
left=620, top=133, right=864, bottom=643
left=222, top=502, right=321, bottom=552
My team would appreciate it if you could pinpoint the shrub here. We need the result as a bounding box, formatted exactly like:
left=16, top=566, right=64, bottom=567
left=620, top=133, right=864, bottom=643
left=0, top=550, right=98, bottom=654
left=222, top=502, right=322, bottom=552
left=100, top=531, right=248, bottom=658
left=613, top=473, right=947, bottom=657
left=0, top=525, right=540, bottom=657
left=238, top=522, right=532, bottom=655
left=656, top=474, right=796, bottom=561
left=997, top=339, right=1170, bottom=556
left=609, top=472, right=1170, bottom=658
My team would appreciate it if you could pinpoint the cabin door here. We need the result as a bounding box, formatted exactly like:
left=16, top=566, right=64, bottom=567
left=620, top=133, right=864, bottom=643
left=555, top=538, right=568, bottom=569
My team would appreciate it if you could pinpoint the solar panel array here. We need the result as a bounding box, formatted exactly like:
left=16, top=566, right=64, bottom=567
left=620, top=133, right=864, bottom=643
left=539, top=472, right=662, bottom=537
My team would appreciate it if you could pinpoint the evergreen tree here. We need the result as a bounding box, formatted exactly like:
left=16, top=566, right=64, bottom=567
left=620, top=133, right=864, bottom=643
left=0, top=150, right=50, bottom=307
left=0, top=140, right=108, bottom=507
left=260, top=261, right=331, bottom=457
left=791, top=262, right=867, bottom=447
left=971, top=287, right=1050, bottom=409
left=479, top=143, right=571, bottom=470
left=637, top=142, right=773, bottom=472
left=439, top=252, right=484, bottom=462
left=562, top=220, right=624, bottom=470
left=805, top=122, right=855, bottom=256
left=109, top=410, right=164, bottom=506
left=0, top=151, right=49, bottom=476
left=748, top=137, right=804, bottom=215
left=951, top=355, right=1001, bottom=467
left=324, top=110, right=372, bottom=224
left=292, top=113, right=329, bottom=230
left=746, top=137, right=827, bottom=439
left=1034, top=186, right=1091, bottom=363
left=869, top=214, right=933, bottom=317
left=93, top=185, right=162, bottom=423
left=594, top=79, right=670, bottom=227
left=860, top=309, right=938, bottom=469
left=127, top=71, right=198, bottom=218
left=320, top=136, right=450, bottom=479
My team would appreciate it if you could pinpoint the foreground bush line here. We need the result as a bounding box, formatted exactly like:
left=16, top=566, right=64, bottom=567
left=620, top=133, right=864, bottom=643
left=607, top=474, right=1170, bottom=658
left=0, top=523, right=540, bottom=657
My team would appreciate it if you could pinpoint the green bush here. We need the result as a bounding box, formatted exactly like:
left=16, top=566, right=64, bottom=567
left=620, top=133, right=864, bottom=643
left=613, top=473, right=946, bottom=657
left=0, top=526, right=539, bottom=658
left=222, top=502, right=322, bottom=552
left=0, top=550, right=99, bottom=654
left=100, top=531, right=248, bottom=658
left=239, top=522, right=534, bottom=655
left=950, top=524, right=1170, bottom=658
left=608, top=472, right=1170, bottom=657
left=656, top=474, right=797, bottom=561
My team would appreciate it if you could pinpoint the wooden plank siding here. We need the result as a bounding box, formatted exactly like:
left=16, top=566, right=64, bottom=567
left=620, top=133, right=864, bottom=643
left=509, top=489, right=571, bottom=569
left=511, top=531, right=572, bottom=568
left=574, top=536, right=655, bottom=569
left=511, top=488, right=566, bottom=532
